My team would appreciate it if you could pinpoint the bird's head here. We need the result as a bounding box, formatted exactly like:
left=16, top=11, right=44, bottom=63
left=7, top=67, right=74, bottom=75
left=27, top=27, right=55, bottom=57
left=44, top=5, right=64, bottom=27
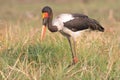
left=41, top=6, right=52, bottom=41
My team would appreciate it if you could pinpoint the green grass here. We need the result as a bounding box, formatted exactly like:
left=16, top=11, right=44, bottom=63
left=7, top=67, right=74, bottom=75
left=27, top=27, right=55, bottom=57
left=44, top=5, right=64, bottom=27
left=0, top=0, right=120, bottom=80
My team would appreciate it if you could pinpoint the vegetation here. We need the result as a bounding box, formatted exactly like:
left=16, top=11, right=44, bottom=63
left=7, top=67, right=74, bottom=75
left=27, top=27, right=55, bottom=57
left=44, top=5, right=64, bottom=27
left=0, top=0, right=120, bottom=80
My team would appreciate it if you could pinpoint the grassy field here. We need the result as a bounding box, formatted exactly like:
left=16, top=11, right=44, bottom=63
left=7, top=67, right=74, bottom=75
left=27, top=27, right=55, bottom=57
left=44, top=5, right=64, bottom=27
left=0, top=0, right=120, bottom=80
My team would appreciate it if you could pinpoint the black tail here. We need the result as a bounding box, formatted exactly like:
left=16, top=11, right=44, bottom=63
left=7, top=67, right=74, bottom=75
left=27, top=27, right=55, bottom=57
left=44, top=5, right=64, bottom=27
left=89, top=19, right=104, bottom=32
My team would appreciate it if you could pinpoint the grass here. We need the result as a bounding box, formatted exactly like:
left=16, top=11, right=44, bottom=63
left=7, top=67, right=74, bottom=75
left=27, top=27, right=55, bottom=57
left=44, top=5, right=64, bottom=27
left=0, top=0, right=120, bottom=80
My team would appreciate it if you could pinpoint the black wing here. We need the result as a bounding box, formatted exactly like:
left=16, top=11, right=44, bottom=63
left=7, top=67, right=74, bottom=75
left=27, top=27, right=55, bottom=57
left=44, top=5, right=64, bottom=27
left=64, top=14, right=104, bottom=32
left=72, top=13, right=88, bottom=18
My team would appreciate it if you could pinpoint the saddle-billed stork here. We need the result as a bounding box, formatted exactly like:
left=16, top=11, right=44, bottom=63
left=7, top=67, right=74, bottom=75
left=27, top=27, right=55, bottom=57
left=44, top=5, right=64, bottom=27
left=41, top=6, right=104, bottom=65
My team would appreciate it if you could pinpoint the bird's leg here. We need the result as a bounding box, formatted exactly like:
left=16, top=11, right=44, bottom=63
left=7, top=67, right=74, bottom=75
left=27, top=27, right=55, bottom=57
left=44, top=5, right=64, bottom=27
left=67, top=37, right=78, bottom=65
left=73, top=39, right=78, bottom=64
left=67, top=37, right=74, bottom=62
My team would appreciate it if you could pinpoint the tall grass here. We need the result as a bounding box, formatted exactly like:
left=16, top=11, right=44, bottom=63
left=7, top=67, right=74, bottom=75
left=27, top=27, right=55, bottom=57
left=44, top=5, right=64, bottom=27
left=0, top=0, right=120, bottom=80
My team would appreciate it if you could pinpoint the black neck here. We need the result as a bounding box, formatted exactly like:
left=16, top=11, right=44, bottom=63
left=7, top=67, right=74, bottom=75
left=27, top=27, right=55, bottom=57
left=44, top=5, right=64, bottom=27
left=48, top=13, right=53, bottom=28
left=47, top=13, right=58, bottom=32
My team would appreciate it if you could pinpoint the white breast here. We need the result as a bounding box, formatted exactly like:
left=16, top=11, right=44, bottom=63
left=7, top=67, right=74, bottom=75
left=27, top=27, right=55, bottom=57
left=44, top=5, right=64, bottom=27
left=52, top=14, right=74, bottom=30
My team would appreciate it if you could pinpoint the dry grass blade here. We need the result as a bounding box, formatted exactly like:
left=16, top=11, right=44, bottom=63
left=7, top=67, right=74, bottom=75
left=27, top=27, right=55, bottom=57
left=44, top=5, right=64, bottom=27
left=8, top=65, right=32, bottom=80
left=6, top=52, right=23, bottom=79
left=0, top=70, right=6, bottom=80
left=105, top=60, right=114, bottom=80
left=65, top=63, right=79, bottom=75
left=68, top=69, right=83, bottom=78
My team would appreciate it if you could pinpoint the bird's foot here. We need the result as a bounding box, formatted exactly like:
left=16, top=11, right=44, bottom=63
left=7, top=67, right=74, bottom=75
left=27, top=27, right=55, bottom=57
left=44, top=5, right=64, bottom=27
left=73, top=57, right=78, bottom=64
left=67, top=57, right=79, bottom=68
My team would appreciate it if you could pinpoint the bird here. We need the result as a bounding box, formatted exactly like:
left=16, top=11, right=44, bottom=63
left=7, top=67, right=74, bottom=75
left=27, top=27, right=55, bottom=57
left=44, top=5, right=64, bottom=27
left=41, top=6, right=104, bottom=66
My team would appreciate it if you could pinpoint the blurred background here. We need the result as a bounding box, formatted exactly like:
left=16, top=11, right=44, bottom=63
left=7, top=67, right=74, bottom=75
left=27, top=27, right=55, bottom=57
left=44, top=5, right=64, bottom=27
left=0, top=0, right=120, bottom=42
left=0, top=0, right=120, bottom=22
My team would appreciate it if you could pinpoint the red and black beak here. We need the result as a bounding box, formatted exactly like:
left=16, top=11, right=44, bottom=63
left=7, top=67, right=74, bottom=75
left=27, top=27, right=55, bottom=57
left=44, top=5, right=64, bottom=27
left=41, top=12, right=49, bottom=41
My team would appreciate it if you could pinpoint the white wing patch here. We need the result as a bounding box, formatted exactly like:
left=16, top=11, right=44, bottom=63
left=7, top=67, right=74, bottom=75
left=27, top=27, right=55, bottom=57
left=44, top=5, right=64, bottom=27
left=57, top=14, right=74, bottom=22
left=52, top=14, right=74, bottom=31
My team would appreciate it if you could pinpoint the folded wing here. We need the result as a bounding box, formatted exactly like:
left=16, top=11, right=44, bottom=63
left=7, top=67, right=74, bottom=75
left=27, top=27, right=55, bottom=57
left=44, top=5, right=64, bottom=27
left=64, top=14, right=104, bottom=32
